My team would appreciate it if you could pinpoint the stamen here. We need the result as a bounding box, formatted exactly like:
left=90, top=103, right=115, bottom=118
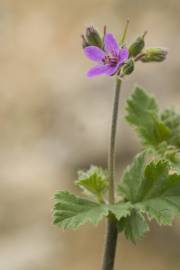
left=102, top=55, right=118, bottom=66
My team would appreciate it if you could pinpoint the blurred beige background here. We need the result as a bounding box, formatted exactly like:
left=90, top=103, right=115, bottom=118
left=0, top=0, right=179, bottom=269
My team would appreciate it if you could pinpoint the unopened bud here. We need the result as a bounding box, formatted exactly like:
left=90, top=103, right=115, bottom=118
left=85, top=26, right=103, bottom=48
left=81, top=34, right=90, bottom=48
left=141, top=47, right=168, bottom=62
left=122, top=58, right=134, bottom=75
left=128, top=31, right=147, bottom=57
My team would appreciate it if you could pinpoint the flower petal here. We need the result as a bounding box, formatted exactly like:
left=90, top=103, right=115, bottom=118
left=118, top=47, right=129, bottom=64
left=104, top=65, right=120, bottom=76
left=105, top=48, right=129, bottom=76
left=84, top=46, right=106, bottom=62
left=104, top=33, right=120, bottom=56
left=87, top=64, right=112, bottom=78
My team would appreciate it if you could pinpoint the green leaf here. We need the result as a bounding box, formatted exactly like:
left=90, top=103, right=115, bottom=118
left=53, top=191, right=132, bottom=229
left=109, top=202, right=132, bottom=220
left=119, top=153, right=180, bottom=226
left=118, top=152, right=146, bottom=203
left=153, top=141, right=180, bottom=174
left=53, top=191, right=109, bottom=229
left=125, top=87, right=180, bottom=171
left=126, top=86, right=171, bottom=146
left=75, top=166, right=108, bottom=201
left=164, top=149, right=180, bottom=173
left=119, top=209, right=149, bottom=244
left=137, top=197, right=180, bottom=225
left=161, top=108, right=180, bottom=148
left=136, top=160, right=180, bottom=225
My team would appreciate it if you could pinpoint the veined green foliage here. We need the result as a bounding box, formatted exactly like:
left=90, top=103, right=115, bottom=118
left=118, top=152, right=180, bottom=242
left=126, top=86, right=180, bottom=171
left=53, top=191, right=108, bottom=229
left=53, top=191, right=132, bottom=230
left=125, top=86, right=171, bottom=146
left=161, top=108, right=180, bottom=148
left=75, top=166, right=108, bottom=202
left=118, top=152, right=147, bottom=203
left=154, top=142, right=180, bottom=173
left=53, top=86, right=180, bottom=245
left=118, top=210, right=149, bottom=244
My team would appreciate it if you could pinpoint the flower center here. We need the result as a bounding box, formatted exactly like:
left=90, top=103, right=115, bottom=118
left=103, top=55, right=118, bottom=66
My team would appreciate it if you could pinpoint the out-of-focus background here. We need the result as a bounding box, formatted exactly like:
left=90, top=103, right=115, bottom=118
left=0, top=0, right=179, bottom=269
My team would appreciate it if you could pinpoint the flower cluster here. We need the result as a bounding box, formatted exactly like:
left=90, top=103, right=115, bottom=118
left=82, top=25, right=167, bottom=78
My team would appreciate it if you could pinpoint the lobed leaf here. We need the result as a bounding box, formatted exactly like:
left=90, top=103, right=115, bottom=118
left=118, top=151, right=146, bottom=203
left=75, top=166, right=108, bottom=201
left=118, top=152, right=180, bottom=241
left=109, top=202, right=132, bottom=220
left=53, top=191, right=132, bottom=229
left=155, top=142, right=180, bottom=173
left=53, top=191, right=109, bottom=229
left=118, top=209, right=149, bottom=244
left=125, top=86, right=171, bottom=146
left=161, top=108, right=180, bottom=148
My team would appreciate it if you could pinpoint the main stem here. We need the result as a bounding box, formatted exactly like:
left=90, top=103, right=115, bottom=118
left=102, top=78, right=122, bottom=270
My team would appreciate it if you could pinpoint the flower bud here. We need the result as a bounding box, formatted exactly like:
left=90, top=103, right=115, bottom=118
left=128, top=31, right=147, bottom=57
left=140, top=47, right=168, bottom=62
left=85, top=26, right=103, bottom=48
left=122, top=58, right=134, bottom=75
left=81, top=34, right=90, bottom=48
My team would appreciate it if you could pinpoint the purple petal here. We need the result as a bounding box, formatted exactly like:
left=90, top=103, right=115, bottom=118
left=118, top=47, right=129, bottom=64
left=104, top=33, right=120, bottom=56
left=84, top=46, right=106, bottom=62
left=105, top=48, right=129, bottom=76
left=87, top=64, right=112, bottom=78
left=104, top=64, right=120, bottom=76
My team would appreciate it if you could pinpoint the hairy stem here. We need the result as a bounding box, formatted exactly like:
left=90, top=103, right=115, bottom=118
left=102, top=78, right=122, bottom=270
left=108, top=78, right=122, bottom=204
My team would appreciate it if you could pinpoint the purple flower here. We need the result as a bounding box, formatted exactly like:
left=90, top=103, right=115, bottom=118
left=84, top=33, right=129, bottom=78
